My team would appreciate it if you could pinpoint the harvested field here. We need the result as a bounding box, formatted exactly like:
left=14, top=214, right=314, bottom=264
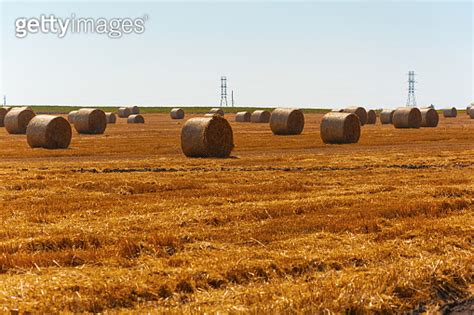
left=0, top=112, right=472, bottom=313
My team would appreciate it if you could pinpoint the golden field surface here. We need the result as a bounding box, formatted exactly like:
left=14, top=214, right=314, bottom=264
left=0, top=112, right=472, bottom=313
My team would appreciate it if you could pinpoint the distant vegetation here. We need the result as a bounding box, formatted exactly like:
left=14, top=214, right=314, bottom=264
left=20, top=105, right=332, bottom=114
left=9, top=105, right=469, bottom=115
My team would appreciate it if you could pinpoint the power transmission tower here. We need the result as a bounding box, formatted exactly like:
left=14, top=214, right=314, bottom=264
left=220, top=76, right=228, bottom=107
left=406, top=71, right=417, bottom=107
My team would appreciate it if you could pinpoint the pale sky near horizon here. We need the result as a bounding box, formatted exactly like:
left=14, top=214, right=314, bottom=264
left=0, top=0, right=473, bottom=109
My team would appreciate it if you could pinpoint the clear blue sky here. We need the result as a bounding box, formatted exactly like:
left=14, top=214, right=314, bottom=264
left=0, top=1, right=473, bottom=108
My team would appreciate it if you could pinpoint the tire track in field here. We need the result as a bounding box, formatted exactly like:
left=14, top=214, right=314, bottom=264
left=69, top=162, right=474, bottom=174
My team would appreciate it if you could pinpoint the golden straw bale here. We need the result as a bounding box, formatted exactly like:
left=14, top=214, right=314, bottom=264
left=269, top=108, right=304, bottom=135
left=366, top=110, right=376, bottom=124
left=392, top=107, right=421, bottom=129
left=129, top=106, right=140, bottom=115
left=127, top=114, right=145, bottom=124
left=181, top=115, right=234, bottom=158
left=73, top=108, right=107, bottom=134
left=250, top=110, right=271, bottom=123
left=26, top=115, right=72, bottom=149
left=208, top=108, right=224, bottom=116
left=343, top=107, right=368, bottom=126
left=320, top=112, right=360, bottom=144
left=443, top=107, right=457, bottom=118
left=468, top=107, right=474, bottom=119
left=118, top=107, right=132, bottom=118
left=380, top=109, right=394, bottom=124
left=420, top=108, right=439, bottom=127
left=170, top=108, right=185, bottom=119
left=4, top=107, right=36, bottom=134
left=67, top=110, right=78, bottom=123
left=235, top=111, right=251, bottom=122
left=0, top=107, right=12, bottom=127
left=105, top=112, right=117, bottom=124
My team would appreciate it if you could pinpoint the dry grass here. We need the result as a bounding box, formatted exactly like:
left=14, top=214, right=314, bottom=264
left=0, top=113, right=472, bottom=313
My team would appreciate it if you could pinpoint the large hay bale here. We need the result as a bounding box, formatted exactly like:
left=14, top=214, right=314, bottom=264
left=127, top=114, right=145, bottom=124
left=380, top=109, right=394, bottom=124
left=343, top=107, right=368, bottom=126
left=250, top=110, right=271, bottom=123
left=366, top=110, right=376, bottom=124
left=420, top=108, right=439, bottom=127
left=209, top=108, right=224, bottom=116
left=443, top=107, right=457, bottom=118
left=129, top=106, right=140, bottom=115
left=466, top=105, right=471, bottom=115
left=0, top=107, right=12, bottom=127
left=468, top=107, right=474, bottom=119
left=105, top=112, right=116, bottom=124
left=26, top=115, right=72, bottom=149
left=170, top=108, right=185, bottom=119
left=67, top=110, right=78, bottom=124
left=235, top=111, right=251, bottom=122
left=73, top=108, right=107, bottom=134
left=269, top=108, right=304, bottom=135
left=118, top=107, right=131, bottom=118
left=181, top=115, right=234, bottom=158
left=392, top=107, right=421, bottom=128
left=320, top=112, right=361, bottom=144
left=4, top=107, right=36, bottom=134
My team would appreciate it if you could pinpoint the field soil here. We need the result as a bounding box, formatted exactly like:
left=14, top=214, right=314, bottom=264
left=0, top=112, right=472, bottom=313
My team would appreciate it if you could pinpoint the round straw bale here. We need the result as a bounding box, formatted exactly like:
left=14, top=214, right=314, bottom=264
left=380, top=109, right=394, bottom=124
left=469, top=107, right=474, bottom=119
left=67, top=110, right=78, bottom=123
left=181, top=115, right=234, bottom=158
left=392, top=107, right=421, bottom=128
left=170, top=108, right=185, bottom=119
left=320, top=112, right=361, bottom=144
left=129, top=106, right=140, bottom=115
left=127, top=114, right=145, bottom=124
left=0, top=107, right=12, bottom=127
left=26, top=115, right=71, bottom=149
left=443, top=107, right=457, bottom=118
left=342, top=107, right=367, bottom=126
left=235, top=111, right=251, bottom=122
left=250, top=110, right=271, bottom=123
left=105, top=112, right=116, bottom=124
left=420, top=108, right=439, bottom=127
left=366, top=110, right=376, bottom=124
left=467, top=105, right=472, bottom=115
left=331, top=109, right=344, bottom=113
left=269, top=108, right=305, bottom=135
left=118, top=107, right=131, bottom=118
left=209, top=108, right=224, bottom=116
left=4, top=107, right=36, bottom=134
left=73, top=108, right=107, bottom=134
